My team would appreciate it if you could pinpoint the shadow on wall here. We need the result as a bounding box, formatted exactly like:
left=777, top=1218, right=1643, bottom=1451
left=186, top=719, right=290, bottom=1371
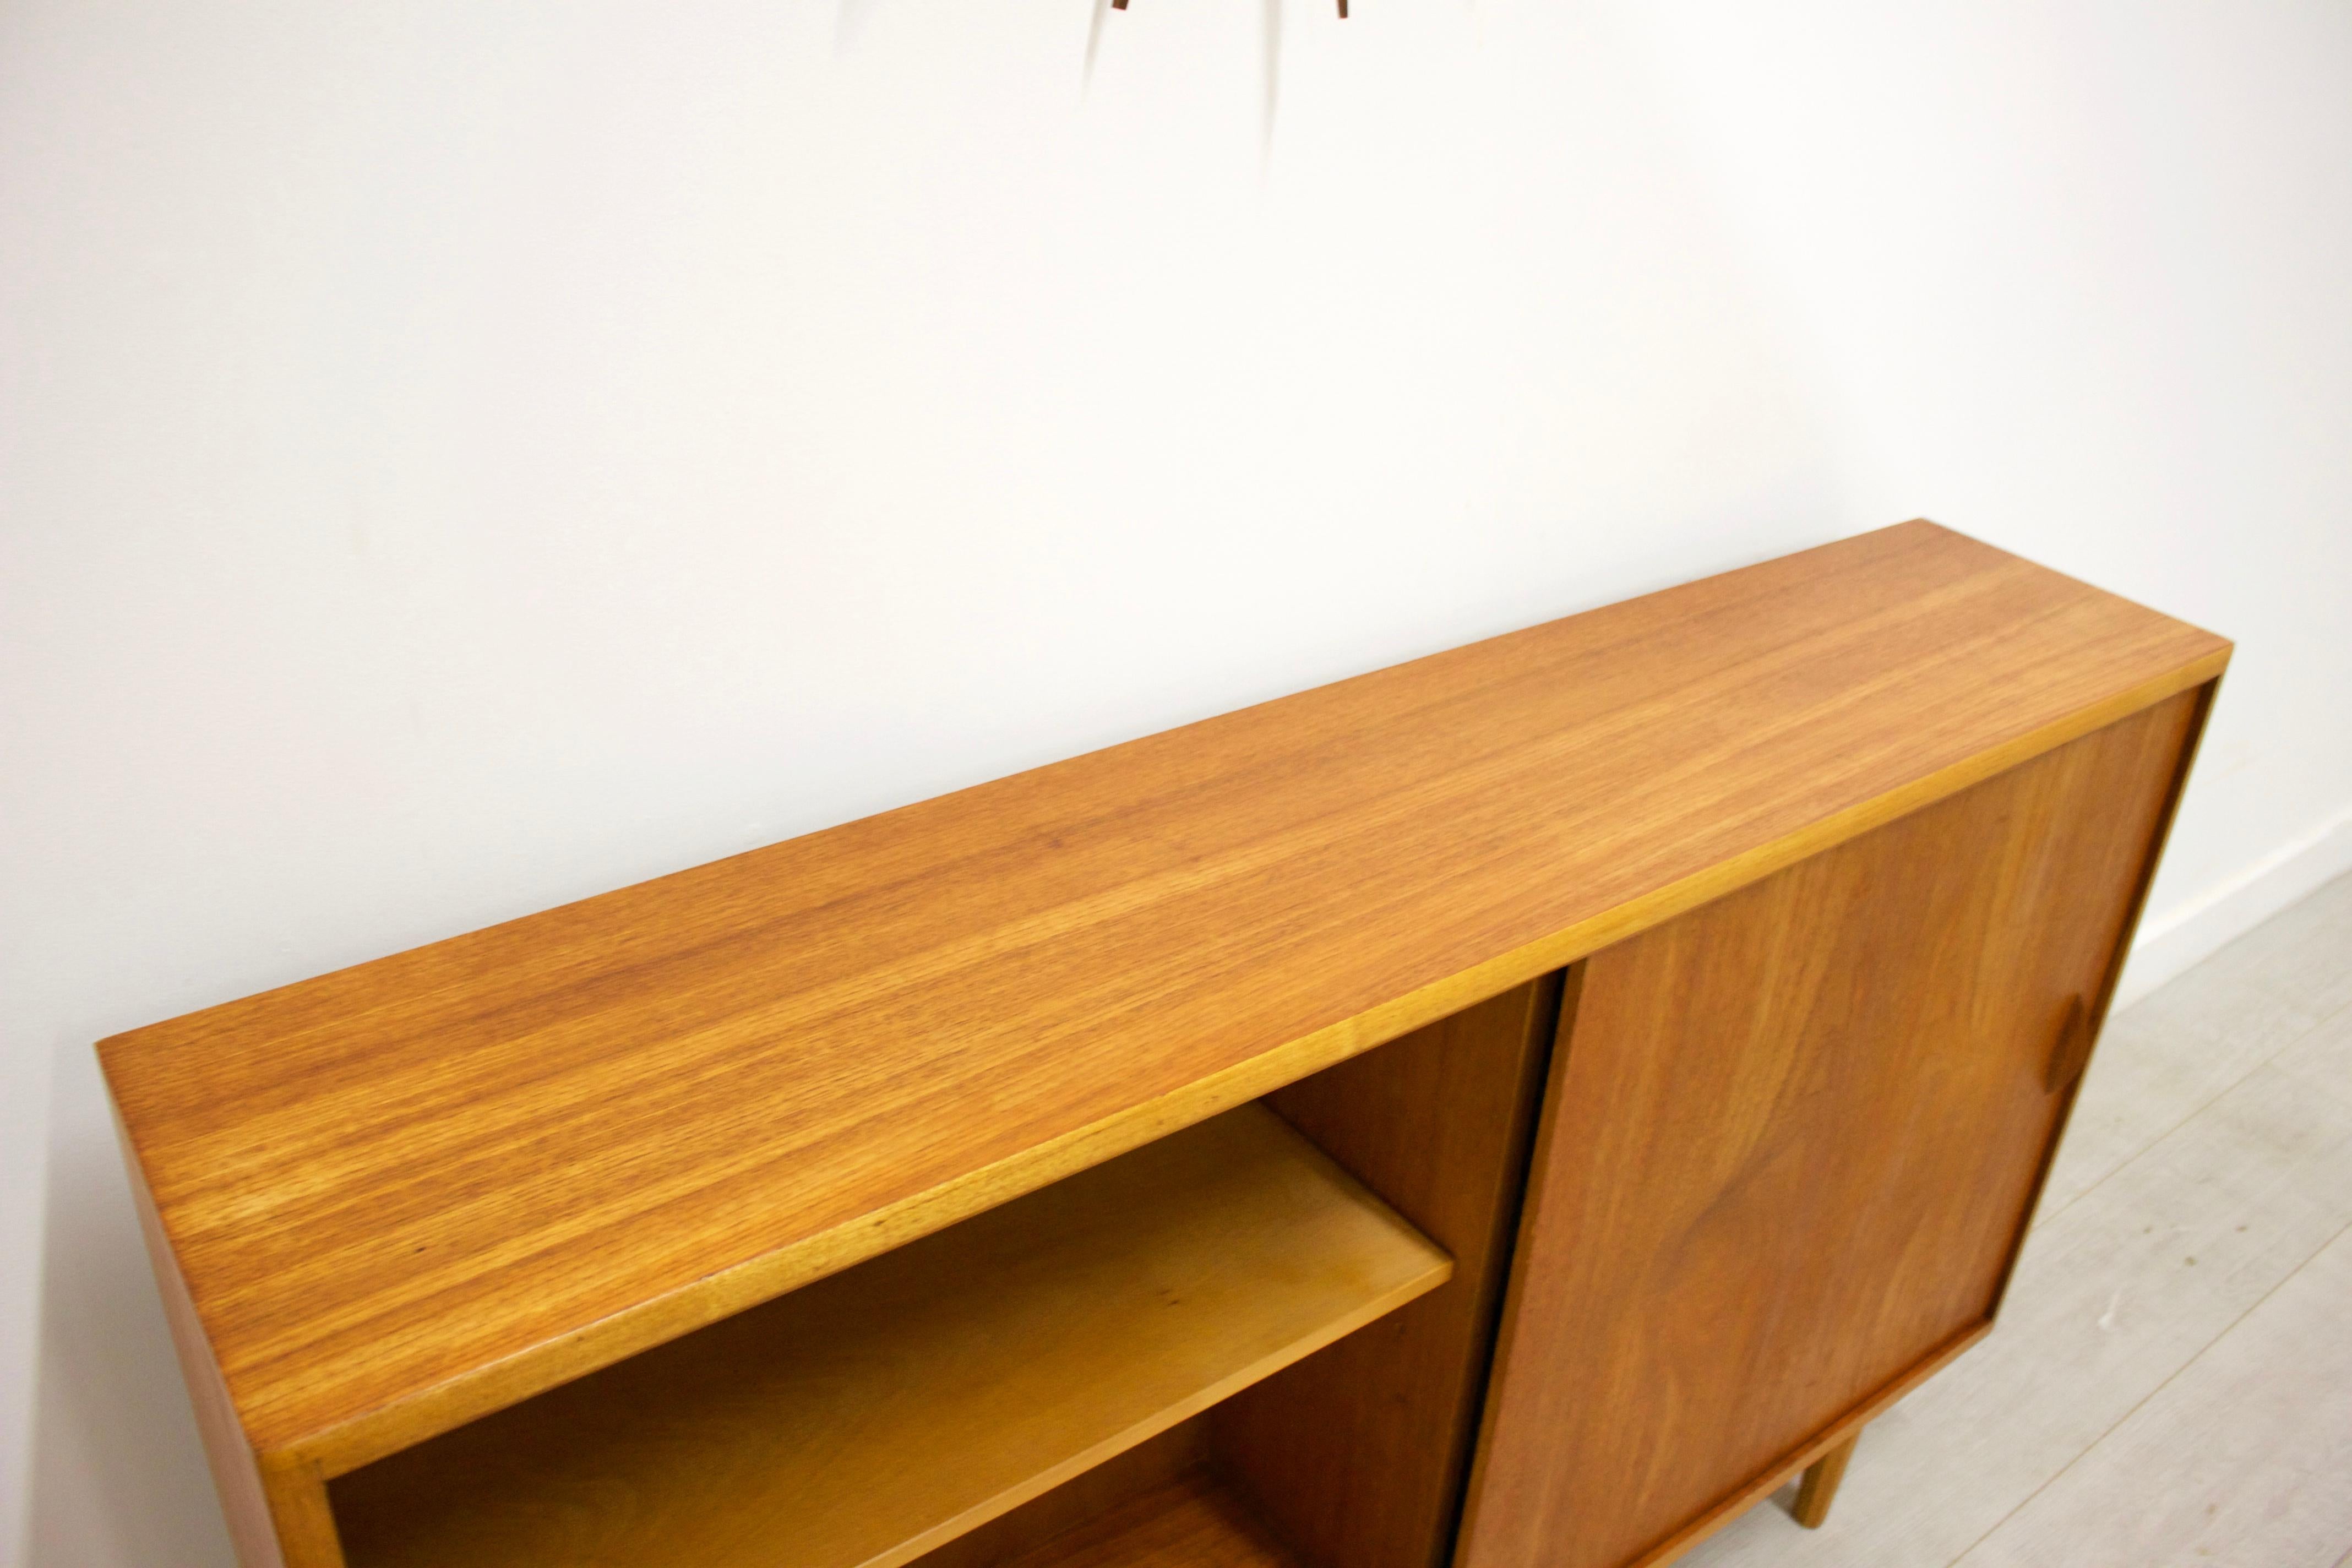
left=1261, top=0, right=1281, bottom=154
left=1098, top=0, right=1295, bottom=154
left=901, top=0, right=1299, bottom=155
left=1088, top=0, right=1290, bottom=154
left=25, top=1047, right=238, bottom=1566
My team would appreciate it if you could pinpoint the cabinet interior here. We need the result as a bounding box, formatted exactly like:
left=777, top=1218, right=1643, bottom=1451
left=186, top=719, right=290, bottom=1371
left=327, top=976, right=1566, bottom=1568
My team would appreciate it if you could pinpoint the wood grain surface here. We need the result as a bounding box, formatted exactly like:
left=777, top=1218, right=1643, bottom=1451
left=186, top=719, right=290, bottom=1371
left=1455, top=689, right=2207, bottom=1568
left=1674, top=877, right=2352, bottom=1568
left=1624, top=1324, right=1989, bottom=1568
left=1790, top=1434, right=1859, bottom=1529
left=95, top=521, right=2229, bottom=1475
left=113, top=1106, right=333, bottom=1568
left=992, top=1471, right=1299, bottom=1568
left=908, top=1421, right=1214, bottom=1568
left=329, top=1105, right=1445, bottom=1568
left=1215, top=975, right=1566, bottom=1568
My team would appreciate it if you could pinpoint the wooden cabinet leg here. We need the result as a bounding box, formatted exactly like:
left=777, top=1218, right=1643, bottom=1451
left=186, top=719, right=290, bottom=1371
left=1790, top=1433, right=1859, bottom=1529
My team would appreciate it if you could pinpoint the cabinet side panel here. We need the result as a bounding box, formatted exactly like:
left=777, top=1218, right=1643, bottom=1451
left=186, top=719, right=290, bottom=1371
left=112, top=1104, right=346, bottom=1568
left=1213, top=974, right=1567, bottom=1568
left=1458, top=691, right=2203, bottom=1568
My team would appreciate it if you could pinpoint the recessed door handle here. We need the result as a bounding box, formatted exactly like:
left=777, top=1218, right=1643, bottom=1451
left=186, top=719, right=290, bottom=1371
left=2043, top=994, right=2094, bottom=1093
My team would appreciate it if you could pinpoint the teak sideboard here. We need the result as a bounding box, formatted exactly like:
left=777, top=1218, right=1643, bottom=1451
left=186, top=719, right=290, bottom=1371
left=99, top=521, right=2231, bottom=1568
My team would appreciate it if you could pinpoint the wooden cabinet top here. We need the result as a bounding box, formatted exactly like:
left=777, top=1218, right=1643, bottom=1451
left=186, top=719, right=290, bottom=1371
left=98, top=521, right=2228, bottom=1477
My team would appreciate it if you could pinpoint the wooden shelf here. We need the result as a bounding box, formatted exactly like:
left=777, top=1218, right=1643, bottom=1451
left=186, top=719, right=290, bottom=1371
left=329, top=1104, right=1449, bottom=1568
left=998, top=1471, right=1301, bottom=1568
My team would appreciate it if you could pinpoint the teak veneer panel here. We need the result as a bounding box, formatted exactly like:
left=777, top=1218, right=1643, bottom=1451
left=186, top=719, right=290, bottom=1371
left=96, top=520, right=2230, bottom=1478
left=908, top=1420, right=1216, bottom=1568
left=1456, top=689, right=2208, bottom=1568
left=1215, top=976, right=1566, bottom=1568
left=331, top=1105, right=1447, bottom=1568
left=996, top=1472, right=1300, bottom=1568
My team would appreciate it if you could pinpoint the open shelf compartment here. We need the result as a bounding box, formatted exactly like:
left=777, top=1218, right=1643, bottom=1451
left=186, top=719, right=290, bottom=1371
left=992, top=1468, right=1300, bottom=1568
left=330, top=1103, right=1450, bottom=1568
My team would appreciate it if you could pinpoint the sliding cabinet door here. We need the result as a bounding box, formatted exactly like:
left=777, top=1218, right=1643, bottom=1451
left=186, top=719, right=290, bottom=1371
left=1458, top=688, right=2208, bottom=1568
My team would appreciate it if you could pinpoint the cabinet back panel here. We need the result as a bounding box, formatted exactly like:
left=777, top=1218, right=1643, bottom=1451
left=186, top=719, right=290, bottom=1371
left=1458, top=689, right=2204, bottom=1568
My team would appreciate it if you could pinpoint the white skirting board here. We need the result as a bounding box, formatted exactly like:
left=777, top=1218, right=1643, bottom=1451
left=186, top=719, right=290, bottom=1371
left=2116, top=801, right=2352, bottom=1011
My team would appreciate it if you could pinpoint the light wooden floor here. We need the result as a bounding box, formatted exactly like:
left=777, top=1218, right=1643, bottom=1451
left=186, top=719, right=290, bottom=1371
left=1680, top=871, right=2352, bottom=1568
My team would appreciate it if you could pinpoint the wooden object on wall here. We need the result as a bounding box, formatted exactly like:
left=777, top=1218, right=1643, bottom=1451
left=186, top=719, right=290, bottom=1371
left=94, top=521, right=2229, bottom=1567
left=1456, top=688, right=2209, bottom=1568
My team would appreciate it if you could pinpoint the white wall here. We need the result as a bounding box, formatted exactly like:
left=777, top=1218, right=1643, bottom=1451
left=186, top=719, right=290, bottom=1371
left=1616, top=2, right=2352, bottom=998
left=2, top=3, right=2345, bottom=1561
